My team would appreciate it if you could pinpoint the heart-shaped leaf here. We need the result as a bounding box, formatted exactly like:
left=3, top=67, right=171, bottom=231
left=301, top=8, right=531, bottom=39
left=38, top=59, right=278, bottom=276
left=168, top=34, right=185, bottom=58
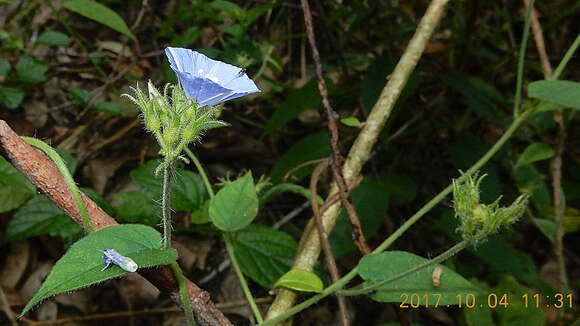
left=235, top=224, right=297, bottom=288
left=209, top=172, right=258, bottom=231
left=21, top=224, right=177, bottom=315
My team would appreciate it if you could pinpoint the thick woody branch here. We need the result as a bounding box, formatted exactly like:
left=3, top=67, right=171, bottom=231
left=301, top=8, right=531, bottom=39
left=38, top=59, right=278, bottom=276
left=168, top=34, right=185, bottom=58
left=0, top=120, right=232, bottom=326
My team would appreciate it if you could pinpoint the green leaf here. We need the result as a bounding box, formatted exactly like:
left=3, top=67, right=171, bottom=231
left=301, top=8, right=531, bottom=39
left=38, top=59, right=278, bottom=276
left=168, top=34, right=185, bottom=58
left=36, top=30, right=69, bottom=46
left=330, top=177, right=390, bottom=258
left=340, top=117, right=361, bottom=127
left=7, top=195, right=82, bottom=241
left=528, top=80, right=580, bottom=110
left=269, top=132, right=330, bottom=184
left=0, top=87, right=25, bottom=109
left=130, top=159, right=207, bottom=211
left=274, top=269, right=323, bottom=293
left=358, top=251, right=480, bottom=305
left=190, top=200, right=210, bottom=224
left=512, top=165, right=551, bottom=217
left=21, top=224, right=177, bottom=315
left=70, top=88, right=91, bottom=106
left=531, top=217, right=556, bottom=241
left=515, top=142, right=555, bottom=167
left=464, top=305, right=495, bottom=326
left=63, top=0, right=136, bottom=41
left=111, top=191, right=160, bottom=226
left=15, top=56, right=49, bottom=83
left=0, top=58, right=10, bottom=76
left=209, top=172, right=258, bottom=231
left=0, top=156, right=35, bottom=212
left=235, top=224, right=297, bottom=288
left=263, top=80, right=333, bottom=135
left=441, top=72, right=506, bottom=125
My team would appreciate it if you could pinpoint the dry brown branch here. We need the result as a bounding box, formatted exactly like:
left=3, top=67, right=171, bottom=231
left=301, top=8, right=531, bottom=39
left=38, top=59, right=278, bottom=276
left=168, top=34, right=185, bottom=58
left=300, top=0, right=371, bottom=256
left=0, top=120, right=232, bottom=326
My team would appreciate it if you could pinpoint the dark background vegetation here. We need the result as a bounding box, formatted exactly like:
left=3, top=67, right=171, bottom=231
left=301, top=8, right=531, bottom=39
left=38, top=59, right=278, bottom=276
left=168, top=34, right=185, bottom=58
left=0, top=0, right=579, bottom=325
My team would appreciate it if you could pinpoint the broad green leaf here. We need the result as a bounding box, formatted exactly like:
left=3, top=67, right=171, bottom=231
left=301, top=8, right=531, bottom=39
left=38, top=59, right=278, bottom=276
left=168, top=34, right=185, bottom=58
left=0, top=58, right=9, bottom=76
left=21, top=224, right=177, bottom=315
left=130, top=159, right=207, bottom=211
left=63, top=0, right=136, bottom=41
left=0, top=87, right=25, bottom=109
left=531, top=217, right=556, bottom=241
left=190, top=200, right=210, bottom=224
left=274, top=269, right=323, bottom=293
left=16, top=56, right=48, bottom=83
left=263, top=80, right=334, bottom=135
left=70, top=88, right=91, bottom=106
left=244, top=2, right=278, bottom=27
left=235, top=224, right=297, bottom=288
left=7, top=195, right=82, bottom=241
left=0, top=156, right=35, bottom=212
left=111, top=191, right=160, bottom=226
left=358, top=251, right=480, bottom=305
left=330, top=177, right=390, bottom=258
left=209, top=172, right=258, bottom=231
left=528, top=80, right=580, bottom=110
left=269, top=132, right=330, bottom=183
left=340, top=117, right=361, bottom=127
left=515, top=143, right=555, bottom=167
left=36, top=31, right=69, bottom=46
left=441, top=72, right=506, bottom=125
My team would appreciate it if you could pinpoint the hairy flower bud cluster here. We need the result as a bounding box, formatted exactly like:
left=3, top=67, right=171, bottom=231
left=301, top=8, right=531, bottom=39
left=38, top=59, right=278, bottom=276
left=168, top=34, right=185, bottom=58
left=123, top=81, right=227, bottom=170
left=452, top=172, right=528, bottom=244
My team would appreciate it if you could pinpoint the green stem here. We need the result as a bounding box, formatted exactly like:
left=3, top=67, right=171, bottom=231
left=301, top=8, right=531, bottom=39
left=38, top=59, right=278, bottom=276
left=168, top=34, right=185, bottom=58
left=340, top=241, right=469, bottom=296
left=162, top=161, right=174, bottom=249
left=551, top=32, right=580, bottom=80
left=224, top=233, right=263, bottom=323
left=21, top=137, right=94, bottom=233
left=257, top=109, right=533, bottom=326
left=184, top=147, right=215, bottom=198
left=259, top=183, right=324, bottom=206
left=170, top=262, right=197, bottom=326
left=513, top=0, right=535, bottom=116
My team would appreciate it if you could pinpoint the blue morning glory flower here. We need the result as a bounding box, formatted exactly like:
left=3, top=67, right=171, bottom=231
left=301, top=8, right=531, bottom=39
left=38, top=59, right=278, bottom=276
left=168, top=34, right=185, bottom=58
left=165, top=47, right=260, bottom=106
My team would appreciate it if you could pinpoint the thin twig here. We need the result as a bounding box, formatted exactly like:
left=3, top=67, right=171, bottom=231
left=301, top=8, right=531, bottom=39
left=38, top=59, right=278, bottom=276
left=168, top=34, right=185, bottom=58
left=300, top=0, right=371, bottom=256
left=522, top=0, right=569, bottom=293
left=522, top=0, right=552, bottom=79
left=309, top=160, right=349, bottom=326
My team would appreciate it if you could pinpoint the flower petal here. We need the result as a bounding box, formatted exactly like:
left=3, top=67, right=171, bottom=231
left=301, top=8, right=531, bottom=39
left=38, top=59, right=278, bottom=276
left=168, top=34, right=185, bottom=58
left=165, top=47, right=260, bottom=105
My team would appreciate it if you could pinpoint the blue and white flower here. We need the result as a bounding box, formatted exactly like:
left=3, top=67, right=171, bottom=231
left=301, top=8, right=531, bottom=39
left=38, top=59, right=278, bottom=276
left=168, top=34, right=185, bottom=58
left=165, top=47, right=260, bottom=106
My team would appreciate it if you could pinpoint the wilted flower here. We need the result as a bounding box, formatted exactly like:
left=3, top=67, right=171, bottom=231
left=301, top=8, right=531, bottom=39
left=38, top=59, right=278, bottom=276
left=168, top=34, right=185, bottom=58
left=165, top=47, right=260, bottom=106
left=453, top=172, right=528, bottom=244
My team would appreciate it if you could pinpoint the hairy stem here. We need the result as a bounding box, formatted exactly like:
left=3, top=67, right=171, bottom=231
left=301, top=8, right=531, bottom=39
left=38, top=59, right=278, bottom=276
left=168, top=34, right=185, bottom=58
left=162, top=162, right=174, bottom=249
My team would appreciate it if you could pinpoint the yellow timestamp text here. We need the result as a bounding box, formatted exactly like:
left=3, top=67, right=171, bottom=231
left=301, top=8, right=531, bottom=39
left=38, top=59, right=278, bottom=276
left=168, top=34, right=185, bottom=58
left=399, top=293, right=574, bottom=309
